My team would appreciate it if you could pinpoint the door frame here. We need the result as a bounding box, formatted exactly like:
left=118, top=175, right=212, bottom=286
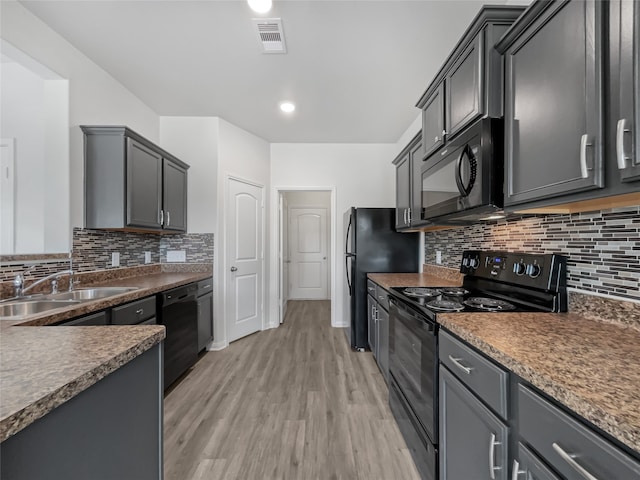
left=270, top=186, right=336, bottom=327
left=217, top=174, right=266, bottom=349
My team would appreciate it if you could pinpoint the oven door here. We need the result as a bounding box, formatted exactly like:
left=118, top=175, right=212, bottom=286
left=388, top=296, right=438, bottom=444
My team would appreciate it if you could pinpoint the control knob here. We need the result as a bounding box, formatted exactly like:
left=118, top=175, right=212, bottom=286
left=469, top=256, right=480, bottom=269
left=513, top=262, right=526, bottom=276
left=527, top=264, right=542, bottom=278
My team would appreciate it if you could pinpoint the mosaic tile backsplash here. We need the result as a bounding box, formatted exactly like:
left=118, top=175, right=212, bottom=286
left=424, top=206, right=640, bottom=301
left=0, top=229, right=214, bottom=283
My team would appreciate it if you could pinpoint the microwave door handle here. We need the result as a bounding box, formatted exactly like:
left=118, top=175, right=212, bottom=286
left=455, top=145, right=477, bottom=197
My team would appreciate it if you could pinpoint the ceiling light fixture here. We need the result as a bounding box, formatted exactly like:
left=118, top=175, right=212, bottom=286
left=248, top=0, right=272, bottom=13
left=280, top=102, right=295, bottom=113
left=482, top=214, right=506, bottom=220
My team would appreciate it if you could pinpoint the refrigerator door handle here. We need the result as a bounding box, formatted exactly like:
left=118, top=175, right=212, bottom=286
left=345, top=255, right=353, bottom=296
left=345, top=214, right=352, bottom=255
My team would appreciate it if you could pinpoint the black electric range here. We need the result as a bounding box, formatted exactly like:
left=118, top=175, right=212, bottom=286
left=388, top=250, right=568, bottom=321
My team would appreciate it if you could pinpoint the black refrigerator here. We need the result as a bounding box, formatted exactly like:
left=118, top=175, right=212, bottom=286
left=344, top=207, right=419, bottom=350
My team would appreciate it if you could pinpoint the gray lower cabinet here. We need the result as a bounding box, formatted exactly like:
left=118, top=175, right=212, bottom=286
left=58, top=310, right=108, bottom=326
left=82, top=125, right=189, bottom=233
left=111, top=296, right=156, bottom=325
left=500, top=0, right=604, bottom=206
left=439, top=366, right=509, bottom=480
left=394, top=132, right=426, bottom=230
left=512, top=443, right=560, bottom=480
left=0, top=344, right=163, bottom=480
left=197, top=278, right=214, bottom=351
left=518, top=385, right=640, bottom=480
left=367, top=281, right=389, bottom=384
left=375, top=302, right=389, bottom=384
left=367, top=292, right=377, bottom=353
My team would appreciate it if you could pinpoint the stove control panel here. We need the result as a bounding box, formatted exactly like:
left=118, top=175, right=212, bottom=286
left=460, top=250, right=567, bottom=290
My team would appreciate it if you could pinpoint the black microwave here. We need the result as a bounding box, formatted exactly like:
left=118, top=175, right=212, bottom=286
left=420, top=118, right=504, bottom=224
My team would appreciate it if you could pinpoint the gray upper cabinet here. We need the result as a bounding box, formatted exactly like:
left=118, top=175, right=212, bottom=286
left=82, top=126, right=189, bottom=233
left=416, top=6, right=524, bottom=160
left=127, top=139, right=163, bottom=229
left=421, top=82, right=445, bottom=159
left=445, top=34, right=483, bottom=139
left=499, top=0, right=605, bottom=207
left=162, top=159, right=188, bottom=232
left=612, top=0, right=640, bottom=184
left=394, top=132, right=426, bottom=230
left=394, top=149, right=412, bottom=230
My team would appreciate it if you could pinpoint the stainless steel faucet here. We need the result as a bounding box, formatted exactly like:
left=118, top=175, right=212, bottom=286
left=18, top=270, right=75, bottom=297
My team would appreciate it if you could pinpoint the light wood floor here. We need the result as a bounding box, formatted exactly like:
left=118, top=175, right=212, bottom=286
left=164, top=300, right=420, bottom=480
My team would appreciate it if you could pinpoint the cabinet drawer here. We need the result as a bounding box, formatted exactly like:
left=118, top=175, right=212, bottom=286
left=366, top=279, right=376, bottom=297
left=514, top=442, right=560, bottom=480
left=518, top=385, right=640, bottom=480
left=112, top=296, right=156, bottom=325
left=59, top=310, right=108, bottom=326
left=197, top=278, right=213, bottom=296
left=375, top=285, right=389, bottom=311
left=439, top=330, right=508, bottom=419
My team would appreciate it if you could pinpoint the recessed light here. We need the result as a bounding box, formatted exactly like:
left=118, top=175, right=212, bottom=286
left=483, top=214, right=506, bottom=220
left=280, top=102, right=295, bottom=113
left=248, top=0, right=272, bottom=13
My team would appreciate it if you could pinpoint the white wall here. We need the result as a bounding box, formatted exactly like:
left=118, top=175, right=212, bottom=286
left=159, top=117, right=219, bottom=234
left=1, top=1, right=159, bottom=233
left=270, top=143, right=398, bottom=327
left=213, top=118, right=271, bottom=349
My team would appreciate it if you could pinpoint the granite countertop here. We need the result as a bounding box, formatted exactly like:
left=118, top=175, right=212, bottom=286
left=438, top=312, right=640, bottom=454
left=0, top=271, right=212, bottom=443
left=368, top=272, right=461, bottom=290
left=367, top=270, right=639, bottom=454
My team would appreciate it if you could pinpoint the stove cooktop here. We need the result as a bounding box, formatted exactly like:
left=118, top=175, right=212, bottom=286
left=388, top=250, right=568, bottom=318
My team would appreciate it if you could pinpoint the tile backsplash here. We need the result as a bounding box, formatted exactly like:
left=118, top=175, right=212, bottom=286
left=424, top=206, right=640, bottom=301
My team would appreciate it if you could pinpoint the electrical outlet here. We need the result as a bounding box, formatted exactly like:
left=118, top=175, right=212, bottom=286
left=167, top=250, right=186, bottom=263
left=436, top=250, right=442, bottom=265
left=111, top=252, right=120, bottom=267
left=144, top=251, right=152, bottom=264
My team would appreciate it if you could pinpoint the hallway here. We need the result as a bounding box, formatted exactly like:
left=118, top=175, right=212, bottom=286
left=164, top=300, right=420, bottom=479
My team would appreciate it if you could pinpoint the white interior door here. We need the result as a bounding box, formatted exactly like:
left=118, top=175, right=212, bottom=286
left=288, top=207, right=328, bottom=300
left=226, top=178, right=264, bottom=342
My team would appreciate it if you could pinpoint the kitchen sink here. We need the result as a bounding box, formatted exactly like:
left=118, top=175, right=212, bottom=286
left=43, top=287, right=139, bottom=301
left=0, top=300, right=81, bottom=318
left=0, top=287, right=139, bottom=319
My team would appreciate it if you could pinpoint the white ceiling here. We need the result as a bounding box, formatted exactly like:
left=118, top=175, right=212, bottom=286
left=19, top=0, right=522, bottom=143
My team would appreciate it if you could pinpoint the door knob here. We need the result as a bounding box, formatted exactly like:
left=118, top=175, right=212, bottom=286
left=230, top=266, right=238, bottom=272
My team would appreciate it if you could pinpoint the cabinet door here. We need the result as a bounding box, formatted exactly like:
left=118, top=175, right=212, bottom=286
left=197, top=292, right=213, bottom=351
left=439, top=366, right=508, bottom=480
left=512, top=443, right=560, bottom=480
left=59, top=310, right=108, bottom=326
left=504, top=0, right=604, bottom=206
left=126, top=138, right=162, bottom=229
left=614, top=0, right=640, bottom=183
left=367, top=294, right=377, bottom=355
left=162, top=159, right=187, bottom=232
left=376, top=305, right=389, bottom=384
left=422, top=83, right=445, bottom=159
left=395, top=152, right=411, bottom=229
left=410, top=140, right=426, bottom=228
left=446, top=34, right=484, bottom=140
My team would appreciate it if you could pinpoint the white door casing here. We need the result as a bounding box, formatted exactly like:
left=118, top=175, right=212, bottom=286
left=226, top=178, right=264, bottom=342
left=0, top=139, right=15, bottom=254
left=288, top=207, right=328, bottom=300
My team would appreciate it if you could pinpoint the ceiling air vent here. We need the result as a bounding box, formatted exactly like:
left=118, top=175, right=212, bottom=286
left=252, top=18, right=287, bottom=54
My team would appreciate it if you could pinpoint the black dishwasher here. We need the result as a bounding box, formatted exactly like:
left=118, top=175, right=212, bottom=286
left=159, top=283, right=198, bottom=389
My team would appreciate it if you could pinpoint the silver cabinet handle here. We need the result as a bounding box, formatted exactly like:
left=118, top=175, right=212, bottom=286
left=489, top=433, right=502, bottom=480
left=442, top=129, right=447, bottom=136
left=448, top=355, right=473, bottom=374
left=579, top=134, right=593, bottom=179
left=403, top=208, right=408, bottom=225
left=203, top=284, right=212, bottom=289
left=552, top=442, right=599, bottom=480
left=136, top=308, right=144, bottom=315
left=166, top=211, right=171, bottom=227
left=407, top=208, right=412, bottom=224
left=434, top=136, right=439, bottom=142
left=230, top=266, right=237, bottom=272
left=616, top=119, right=630, bottom=170
left=159, top=209, right=164, bottom=226
left=511, top=459, right=525, bottom=480
left=378, top=295, right=385, bottom=301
